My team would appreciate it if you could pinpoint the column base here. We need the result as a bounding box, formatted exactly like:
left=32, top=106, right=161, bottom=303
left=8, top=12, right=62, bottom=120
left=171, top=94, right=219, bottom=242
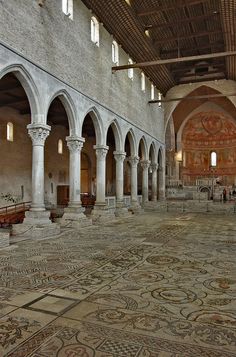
left=91, top=204, right=116, bottom=224
left=12, top=210, right=60, bottom=239
left=128, top=201, right=144, bottom=214
left=61, top=206, right=92, bottom=229
left=115, top=200, right=132, bottom=217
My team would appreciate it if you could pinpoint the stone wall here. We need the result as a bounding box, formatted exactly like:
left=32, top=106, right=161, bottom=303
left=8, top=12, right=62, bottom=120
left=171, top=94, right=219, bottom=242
left=0, top=0, right=164, bottom=141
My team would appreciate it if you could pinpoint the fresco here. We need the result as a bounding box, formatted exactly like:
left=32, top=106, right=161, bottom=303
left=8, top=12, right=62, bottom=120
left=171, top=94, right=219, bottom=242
left=181, top=111, right=236, bottom=183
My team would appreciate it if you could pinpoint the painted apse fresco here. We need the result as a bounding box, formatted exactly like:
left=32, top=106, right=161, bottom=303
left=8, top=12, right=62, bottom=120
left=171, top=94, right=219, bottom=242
left=181, top=111, right=236, bottom=185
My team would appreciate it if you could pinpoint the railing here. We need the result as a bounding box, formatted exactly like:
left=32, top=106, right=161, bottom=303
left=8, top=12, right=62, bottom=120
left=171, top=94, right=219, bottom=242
left=105, top=196, right=116, bottom=208
left=0, top=201, right=31, bottom=216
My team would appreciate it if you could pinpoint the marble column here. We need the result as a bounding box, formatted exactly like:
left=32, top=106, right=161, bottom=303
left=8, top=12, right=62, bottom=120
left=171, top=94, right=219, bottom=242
left=27, top=123, right=51, bottom=211
left=151, top=163, right=158, bottom=202
left=66, top=136, right=85, bottom=209
left=114, top=151, right=126, bottom=206
left=158, top=166, right=166, bottom=200
left=128, top=156, right=139, bottom=205
left=141, top=160, right=150, bottom=203
left=94, top=145, right=109, bottom=208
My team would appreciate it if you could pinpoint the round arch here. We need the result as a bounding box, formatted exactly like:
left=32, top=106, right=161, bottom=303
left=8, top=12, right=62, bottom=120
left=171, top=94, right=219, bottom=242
left=105, top=119, right=122, bottom=151
left=81, top=106, right=104, bottom=145
left=164, top=83, right=236, bottom=134
left=138, top=136, right=148, bottom=160
left=124, top=129, right=137, bottom=156
left=46, top=90, right=77, bottom=135
left=149, top=142, right=157, bottom=163
left=0, top=64, right=40, bottom=118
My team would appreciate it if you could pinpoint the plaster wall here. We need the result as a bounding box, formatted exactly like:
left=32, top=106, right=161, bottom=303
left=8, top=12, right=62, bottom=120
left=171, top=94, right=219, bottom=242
left=0, top=108, right=31, bottom=207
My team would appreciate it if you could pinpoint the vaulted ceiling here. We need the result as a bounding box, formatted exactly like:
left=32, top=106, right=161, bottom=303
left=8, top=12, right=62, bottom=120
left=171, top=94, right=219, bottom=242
left=81, top=0, right=236, bottom=95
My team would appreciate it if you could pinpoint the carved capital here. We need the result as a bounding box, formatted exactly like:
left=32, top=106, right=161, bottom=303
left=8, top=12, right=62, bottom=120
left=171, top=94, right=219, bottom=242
left=94, top=145, right=109, bottom=160
left=27, top=124, right=51, bottom=146
left=151, top=163, right=158, bottom=172
left=66, top=136, right=84, bottom=153
left=113, top=151, right=126, bottom=163
left=128, top=156, right=139, bottom=168
left=140, top=160, right=151, bottom=170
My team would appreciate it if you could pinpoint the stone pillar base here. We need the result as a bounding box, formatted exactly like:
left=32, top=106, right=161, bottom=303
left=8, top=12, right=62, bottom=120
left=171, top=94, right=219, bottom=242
left=12, top=210, right=60, bottom=239
left=61, top=206, right=92, bottom=228
left=12, top=223, right=60, bottom=239
left=91, top=204, right=116, bottom=224
left=23, top=210, right=52, bottom=225
left=128, top=201, right=144, bottom=214
left=0, top=230, right=10, bottom=249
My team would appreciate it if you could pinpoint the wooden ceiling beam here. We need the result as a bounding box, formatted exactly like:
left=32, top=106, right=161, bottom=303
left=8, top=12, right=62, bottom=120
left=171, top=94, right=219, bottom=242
left=145, top=12, right=219, bottom=30
left=160, top=43, right=223, bottom=56
left=112, top=51, right=236, bottom=71
left=179, top=74, right=226, bottom=83
left=137, top=0, right=211, bottom=17
left=149, top=92, right=236, bottom=103
left=153, top=29, right=222, bottom=45
left=171, top=63, right=225, bottom=73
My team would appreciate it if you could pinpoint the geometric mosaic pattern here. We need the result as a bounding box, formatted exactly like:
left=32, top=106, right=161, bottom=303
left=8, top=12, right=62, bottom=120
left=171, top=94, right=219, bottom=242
left=0, top=212, right=236, bottom=356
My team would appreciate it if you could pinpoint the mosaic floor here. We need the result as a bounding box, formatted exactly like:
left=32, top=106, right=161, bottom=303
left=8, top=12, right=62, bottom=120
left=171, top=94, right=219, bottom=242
left=0, top=212, right=236, bottom=357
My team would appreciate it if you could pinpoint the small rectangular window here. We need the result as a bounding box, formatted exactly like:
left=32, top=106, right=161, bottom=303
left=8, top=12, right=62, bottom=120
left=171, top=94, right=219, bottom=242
left=7, top=122, right=13, bottom=142
left=62, top=0, right=73, bottom=19
left=151, top=84, right=155, bottom=100
left=128, top=58, right=133, bottom=79
left=141, top=72, right=145, bottom=91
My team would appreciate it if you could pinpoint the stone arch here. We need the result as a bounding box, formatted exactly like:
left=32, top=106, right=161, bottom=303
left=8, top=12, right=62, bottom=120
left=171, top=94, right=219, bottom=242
left=0, top=64, right=40, bottom=119
left=46, top=90, right=77, bottom=135
left=124, top=129, right=137, bottom=156
left=164, top=83, right=236, bottom=134
left=138, top=136, right=148, bottom=160
left=105, top=119, right=122, bottom=151
left=81, top=106, right=103, bottom=145
left=149, top=142, right=157, bottom=163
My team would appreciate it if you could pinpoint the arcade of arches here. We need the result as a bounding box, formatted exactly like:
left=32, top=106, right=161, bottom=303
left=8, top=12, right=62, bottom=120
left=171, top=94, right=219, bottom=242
left=0, top=72, right=164, bottom=231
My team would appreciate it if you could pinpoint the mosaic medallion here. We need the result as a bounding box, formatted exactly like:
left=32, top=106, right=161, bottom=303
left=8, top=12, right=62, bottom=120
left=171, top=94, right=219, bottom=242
left=146, top=255, right=179, bottom=265
left=151, top=287, right=197, bottom=304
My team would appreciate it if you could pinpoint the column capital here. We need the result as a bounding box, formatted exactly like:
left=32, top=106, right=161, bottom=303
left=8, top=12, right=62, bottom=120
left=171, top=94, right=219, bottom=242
left=93, top=145, right=109, bottom=160
left=27, top=123, right=51, bottom=146
left=128, top=156, right=139, bottom=168
left=140, top=160, right=151, bottom=170
left=151, top=163, right=159, bottom=172
left=66, top=136, right=85, bottom=152
left=113, top=151, right=126, bottom=163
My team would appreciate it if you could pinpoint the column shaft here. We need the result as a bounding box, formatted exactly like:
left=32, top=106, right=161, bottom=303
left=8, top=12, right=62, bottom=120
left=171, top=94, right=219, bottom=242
left=114, top=151, right=126, bottom=203
left=27, top=124, right=50, bottom=211
left=66, top=136, right=84, bottom=208
left=129, top=156, right=139, bottom=204
left=141, top=160, right=150, bottom=203
left=94, top=145, right=109, bottom=206
left=151, top=163, right=158, bottom=201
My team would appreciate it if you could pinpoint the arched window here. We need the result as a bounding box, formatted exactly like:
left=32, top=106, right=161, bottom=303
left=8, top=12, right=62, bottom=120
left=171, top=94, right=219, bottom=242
left=62, top=0, right=73, bottom=19
left=112, top=41, right=119, bottom=65
left=151, top=83, right=155, bottom=100
left=157, top=91, right=162, bottom=107
left=91, top=16, right=99, bottom=46
left=141, top=72, right=145, bottom=91
left=211, top=151, right=217, bottom=167
left=58, top=139, right=63, bottom=154
left=128, top=58, right=133, bottom=79
left=7, top=122, right=13, bottom=142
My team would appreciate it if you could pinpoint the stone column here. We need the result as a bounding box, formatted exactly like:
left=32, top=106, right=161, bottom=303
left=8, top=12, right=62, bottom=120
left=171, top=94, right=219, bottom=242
left=141, top=160, right=150, bottom=203
left=66, top=136, right=85, bottom=209
left=114, top=151, right=126, bottom=206
left=27, top=123, right=51, bottom=211
left=94, top=145, right=109, bottom=208
left=128, top=156, right=139, bottom=205
left=159, top=166, right=166, bottom=200
left=151, top=163, right=158, bottom=201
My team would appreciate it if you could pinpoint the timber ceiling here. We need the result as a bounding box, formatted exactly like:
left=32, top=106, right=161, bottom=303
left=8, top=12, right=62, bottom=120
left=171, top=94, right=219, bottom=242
left=81, top=0, right=236, bottom=94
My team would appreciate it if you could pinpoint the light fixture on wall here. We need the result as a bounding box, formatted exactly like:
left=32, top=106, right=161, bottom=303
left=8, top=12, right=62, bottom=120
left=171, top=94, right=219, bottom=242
left=38, top=0, right=45, bottom=7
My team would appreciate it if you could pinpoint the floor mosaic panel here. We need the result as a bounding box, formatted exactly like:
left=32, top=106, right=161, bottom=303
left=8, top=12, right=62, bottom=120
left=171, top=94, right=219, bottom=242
left=0, top=212, right=236, bottom=356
